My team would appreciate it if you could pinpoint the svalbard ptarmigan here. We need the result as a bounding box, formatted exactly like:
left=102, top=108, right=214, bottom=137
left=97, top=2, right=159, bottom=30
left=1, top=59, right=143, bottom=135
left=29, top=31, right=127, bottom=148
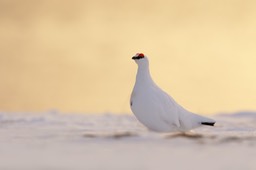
left=130, top=53, right=215, bottom=132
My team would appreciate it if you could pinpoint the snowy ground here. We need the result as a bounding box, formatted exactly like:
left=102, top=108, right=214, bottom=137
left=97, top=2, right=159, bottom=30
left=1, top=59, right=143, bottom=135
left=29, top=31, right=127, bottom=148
left=0, top=111, right=256, bottom=170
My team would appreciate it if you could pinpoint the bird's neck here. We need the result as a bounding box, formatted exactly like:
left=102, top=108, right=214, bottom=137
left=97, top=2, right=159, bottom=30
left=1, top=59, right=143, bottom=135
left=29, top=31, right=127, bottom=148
left=136, top=65, right=154, bottom=85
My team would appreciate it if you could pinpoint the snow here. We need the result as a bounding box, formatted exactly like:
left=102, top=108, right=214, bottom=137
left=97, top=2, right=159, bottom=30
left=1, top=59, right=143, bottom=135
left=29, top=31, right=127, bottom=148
left=0, top=111, right=256, bottom=170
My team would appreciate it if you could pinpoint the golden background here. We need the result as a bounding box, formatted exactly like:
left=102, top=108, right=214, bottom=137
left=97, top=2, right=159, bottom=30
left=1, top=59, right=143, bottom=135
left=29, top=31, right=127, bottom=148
left=1, top=0, right=256, bottom=114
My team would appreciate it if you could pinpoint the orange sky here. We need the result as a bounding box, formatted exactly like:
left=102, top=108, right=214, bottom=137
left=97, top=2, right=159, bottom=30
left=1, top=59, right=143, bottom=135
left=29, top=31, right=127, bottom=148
left=0, top=0, right=256, bottom=114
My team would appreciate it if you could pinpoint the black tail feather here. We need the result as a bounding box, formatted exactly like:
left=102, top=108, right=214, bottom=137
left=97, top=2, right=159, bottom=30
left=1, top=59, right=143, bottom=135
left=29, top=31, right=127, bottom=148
left=201, top=122, right=215, bottom=126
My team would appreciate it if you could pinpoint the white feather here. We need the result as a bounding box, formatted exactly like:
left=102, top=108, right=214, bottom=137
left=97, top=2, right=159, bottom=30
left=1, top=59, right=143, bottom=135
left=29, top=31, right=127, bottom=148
left=130, top=54, right=215, bottom=132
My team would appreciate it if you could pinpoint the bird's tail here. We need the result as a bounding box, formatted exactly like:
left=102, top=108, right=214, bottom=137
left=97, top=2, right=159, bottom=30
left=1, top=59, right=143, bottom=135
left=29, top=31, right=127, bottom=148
left=201, top=122, right=215, bottom=126
left=193, top=113, right=216, bottom=126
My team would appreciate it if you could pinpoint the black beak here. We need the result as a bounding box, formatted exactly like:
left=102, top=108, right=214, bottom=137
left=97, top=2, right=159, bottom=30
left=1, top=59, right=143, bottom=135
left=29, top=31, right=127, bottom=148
left=132, top=56, right=143, bottom=60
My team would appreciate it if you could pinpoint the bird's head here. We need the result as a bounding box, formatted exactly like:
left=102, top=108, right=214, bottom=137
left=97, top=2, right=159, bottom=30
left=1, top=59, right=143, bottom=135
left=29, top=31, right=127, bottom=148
left=132, top=53, right=149, bottom=67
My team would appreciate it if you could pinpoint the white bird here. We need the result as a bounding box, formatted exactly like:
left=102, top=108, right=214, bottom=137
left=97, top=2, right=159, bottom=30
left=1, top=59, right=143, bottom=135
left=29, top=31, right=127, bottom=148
left=130, top=53, right=215, bottom=132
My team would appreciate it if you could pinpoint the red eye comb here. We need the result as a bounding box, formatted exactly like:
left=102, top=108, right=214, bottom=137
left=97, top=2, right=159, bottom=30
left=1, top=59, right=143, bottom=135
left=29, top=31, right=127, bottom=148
left=137, top=53, right=144, bottom=57
left=132, top=53, right=145, bottom=60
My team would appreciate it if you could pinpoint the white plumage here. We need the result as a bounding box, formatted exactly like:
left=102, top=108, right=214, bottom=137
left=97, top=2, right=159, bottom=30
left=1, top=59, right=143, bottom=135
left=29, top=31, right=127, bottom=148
left=130, top=53, right=215, bottom=132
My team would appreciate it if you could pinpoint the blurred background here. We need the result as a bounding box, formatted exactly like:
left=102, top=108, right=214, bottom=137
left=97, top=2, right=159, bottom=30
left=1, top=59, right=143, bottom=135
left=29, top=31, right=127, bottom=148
left=0, top=0, right=256, bottom=114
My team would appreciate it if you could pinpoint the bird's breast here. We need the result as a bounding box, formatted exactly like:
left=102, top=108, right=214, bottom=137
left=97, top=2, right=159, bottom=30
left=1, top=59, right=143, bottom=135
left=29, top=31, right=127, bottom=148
left=130, top=88, right=176, bottom=132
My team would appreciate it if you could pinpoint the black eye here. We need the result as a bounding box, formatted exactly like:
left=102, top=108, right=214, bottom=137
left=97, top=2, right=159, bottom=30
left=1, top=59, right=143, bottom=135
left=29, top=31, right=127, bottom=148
left=132, top=56, right=144, bottom=60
